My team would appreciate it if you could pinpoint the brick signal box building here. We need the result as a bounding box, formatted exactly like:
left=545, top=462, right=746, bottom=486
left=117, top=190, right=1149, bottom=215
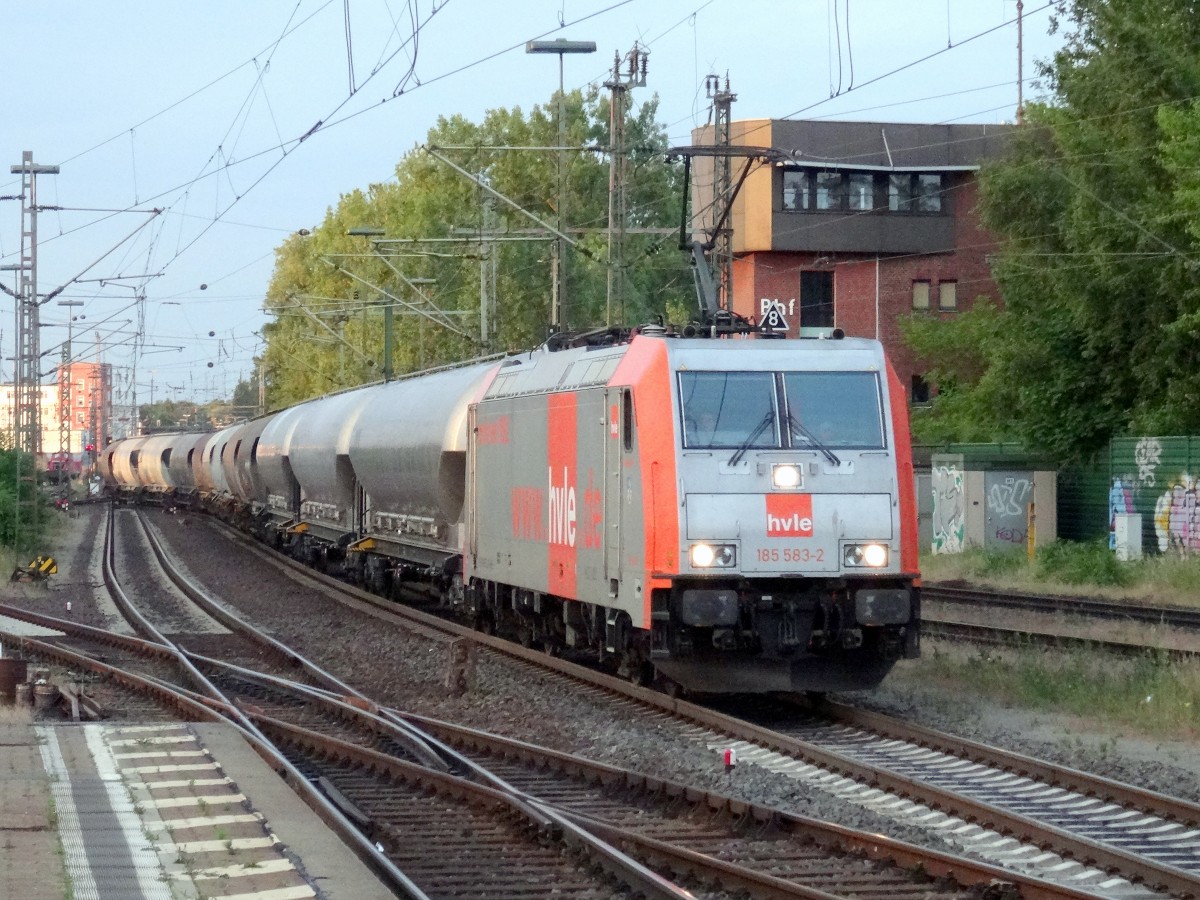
left=690, top=119, right=1012, bottom=401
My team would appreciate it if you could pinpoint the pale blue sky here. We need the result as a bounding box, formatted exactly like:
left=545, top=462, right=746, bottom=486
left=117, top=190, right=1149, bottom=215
left=1, top=0, right=1060, bottom=410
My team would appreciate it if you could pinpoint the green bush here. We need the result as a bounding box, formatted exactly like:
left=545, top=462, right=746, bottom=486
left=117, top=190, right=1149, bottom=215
left=1034, top=539, right=1133, bottom=587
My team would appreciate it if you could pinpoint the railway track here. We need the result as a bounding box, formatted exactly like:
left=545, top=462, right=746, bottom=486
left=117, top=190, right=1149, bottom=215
left=10, top=503, right=1091, bottom=900
left=143, top=510, right=1200, bottom=898
left=923, top=584, right=1200, bottom=629
left=12, top=502, right=1198, bottom=897
left=923, top=584, right=1200, bottom=658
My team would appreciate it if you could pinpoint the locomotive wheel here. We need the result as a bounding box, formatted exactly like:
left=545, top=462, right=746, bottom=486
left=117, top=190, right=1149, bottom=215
left=655, top=672, right=686, bottom=699
left=617, top=651, right=652, bottom=686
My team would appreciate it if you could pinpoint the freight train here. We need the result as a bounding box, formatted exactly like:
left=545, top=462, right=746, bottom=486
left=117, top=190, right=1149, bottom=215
left=100, top=327, right=920, bottom=694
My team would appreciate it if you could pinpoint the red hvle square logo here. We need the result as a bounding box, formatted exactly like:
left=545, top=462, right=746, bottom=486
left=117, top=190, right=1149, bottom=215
left=765, top=494, right=814, bottom=537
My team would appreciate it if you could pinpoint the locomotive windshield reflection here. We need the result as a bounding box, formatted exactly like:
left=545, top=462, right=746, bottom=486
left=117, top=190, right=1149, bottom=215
left=679, top=370, right=885, bottom=450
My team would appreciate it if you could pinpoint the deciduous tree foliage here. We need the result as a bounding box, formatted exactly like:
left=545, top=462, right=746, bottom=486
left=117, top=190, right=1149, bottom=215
left=903, top=0, right=1200, bottom=463
left=260, top=90, right=691, bottom=409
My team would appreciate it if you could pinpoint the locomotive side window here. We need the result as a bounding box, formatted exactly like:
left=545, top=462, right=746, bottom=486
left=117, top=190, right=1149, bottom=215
left=679, top=371, right=779, bottom=449
left=622, top=389, right=634, bottom=452
left=782, top=371, right=885, bottom=449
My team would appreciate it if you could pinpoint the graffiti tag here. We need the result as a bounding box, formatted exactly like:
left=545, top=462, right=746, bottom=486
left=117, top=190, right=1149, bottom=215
left=931, top=464, right=965, bottom=555
left=987, top=478, right=1031, bottom=517
left=1135, top=438, right=1162, bottom=487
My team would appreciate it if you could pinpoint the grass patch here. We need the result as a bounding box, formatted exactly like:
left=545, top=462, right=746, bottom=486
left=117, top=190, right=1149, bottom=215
left=1034, top=540, right=1133, bottom=587
left=905, top=640, right=1200, bottom=740
left=922, top=539, right=1200, bottom=608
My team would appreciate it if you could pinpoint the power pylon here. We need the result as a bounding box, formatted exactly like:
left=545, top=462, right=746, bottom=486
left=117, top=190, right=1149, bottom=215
left=706, top=74, right=737, bottom=311
left=604, top=44, right=648, bottom=327
left=8, top=152, right=59, bottom=551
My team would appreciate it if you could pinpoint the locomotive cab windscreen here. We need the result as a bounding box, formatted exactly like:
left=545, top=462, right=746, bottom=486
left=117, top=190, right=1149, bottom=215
left=678, top=370, right=884, bottom=451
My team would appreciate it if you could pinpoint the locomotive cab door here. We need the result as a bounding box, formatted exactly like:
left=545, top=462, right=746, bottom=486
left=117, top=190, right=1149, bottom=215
left=464, top=404, right=478, bottom=571
left=604, top=388, right=632, bottom=596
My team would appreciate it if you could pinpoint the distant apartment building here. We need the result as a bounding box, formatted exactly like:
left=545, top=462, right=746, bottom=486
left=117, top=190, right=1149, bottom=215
left=691, top=119, right=1012, bottom=401
left=0, top=361, right=113, bottom=463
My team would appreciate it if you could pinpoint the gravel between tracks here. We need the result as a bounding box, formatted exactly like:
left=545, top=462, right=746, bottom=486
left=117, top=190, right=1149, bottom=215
left=15, top=503, right=1200, bottom=863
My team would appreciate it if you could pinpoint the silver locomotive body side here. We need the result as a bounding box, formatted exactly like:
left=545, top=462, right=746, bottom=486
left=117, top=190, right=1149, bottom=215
left=466, top=346, right=642, bottom=620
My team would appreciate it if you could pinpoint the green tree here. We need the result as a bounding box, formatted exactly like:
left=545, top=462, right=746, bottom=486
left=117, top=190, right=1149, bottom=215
left=0, top=450, right=50, bottom=553
left=907, top=0, right=1200, bottom=462
left=139, top=399, right=205, bottom=432
left=261, top=89, right=690, bottom=408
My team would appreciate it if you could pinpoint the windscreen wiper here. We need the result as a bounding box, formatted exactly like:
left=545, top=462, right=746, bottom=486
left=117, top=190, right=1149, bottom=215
left=728, top=411, right=776, bottom=466
left=788, top=413, right=841, bottom=467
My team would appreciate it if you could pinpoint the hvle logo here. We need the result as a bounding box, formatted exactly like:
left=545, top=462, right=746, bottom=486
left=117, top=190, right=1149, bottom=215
left=765, top=494, right=813, bottom=537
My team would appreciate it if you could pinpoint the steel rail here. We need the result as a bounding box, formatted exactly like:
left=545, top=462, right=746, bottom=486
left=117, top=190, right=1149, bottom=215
left=137, top=510, right=710, bottom=897
left=920, top=617, right=1200, bottom=659
left=248, top=712, right=696, bottom=900
left=199, top=652, right=1108, bottom=898
left=0, top=629, right=223, bottom=722
left=106, top=505, right=433, bottom=899
left=192, top=515, right=1200, bottom=897
left=397, top=708, right=1104, bottom=900
left=823, top=699, right=1200, bottom=826
left=136, top=510, right=466, bottom=772
left=924, top=584, right=1200, bottom=629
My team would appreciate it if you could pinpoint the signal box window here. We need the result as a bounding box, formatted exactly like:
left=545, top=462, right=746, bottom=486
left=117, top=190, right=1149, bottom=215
left=917, top=174, right=943, bottom=212
left=888, top=174, right=914, bottom=211
left=782, top=170, right=809, bottom=210
left=815, top=172, right=843, bottom=210
left=912, top=374, right=932, bottom=404
left=847, top=173, right=874, bottom=211
left=912, top=280, right=931, bottom=310
left=889, top=173, right=944, bottom=213
left=939, top=280, right=958, bottom=310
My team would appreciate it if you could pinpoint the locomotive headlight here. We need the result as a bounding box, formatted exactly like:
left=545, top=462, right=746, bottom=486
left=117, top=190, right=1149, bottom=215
left=844, top=543, right=889, bottom=568
left=771, top=463, right=803, bottom=489
left=690, top=542, right=737, bottom=568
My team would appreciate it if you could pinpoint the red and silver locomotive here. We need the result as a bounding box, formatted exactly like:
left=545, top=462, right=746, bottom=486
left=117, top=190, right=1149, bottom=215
left=103, top=329, right=919, bottom=694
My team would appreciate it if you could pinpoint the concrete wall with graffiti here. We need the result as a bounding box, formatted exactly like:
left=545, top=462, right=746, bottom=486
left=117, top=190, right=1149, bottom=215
left=1104, top=437, right=1200, bottom=554
left=931, top=456, right=965, bottom=554
left=930, top=453, right=1058, bottom=554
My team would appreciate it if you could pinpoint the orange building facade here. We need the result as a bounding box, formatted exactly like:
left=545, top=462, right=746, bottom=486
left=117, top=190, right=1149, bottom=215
left=0, top=361, right=113, bottom=469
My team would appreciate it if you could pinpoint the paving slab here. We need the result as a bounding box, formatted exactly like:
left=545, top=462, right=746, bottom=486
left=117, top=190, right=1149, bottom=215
left=9, top=720, right=396, bottom=900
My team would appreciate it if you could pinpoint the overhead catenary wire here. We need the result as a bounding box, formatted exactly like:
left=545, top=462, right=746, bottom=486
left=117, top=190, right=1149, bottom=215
left=3, top=1, right=1073, bottom=403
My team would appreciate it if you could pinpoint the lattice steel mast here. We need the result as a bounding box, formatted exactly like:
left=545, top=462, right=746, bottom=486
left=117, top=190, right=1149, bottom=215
left=10, top=152, right=59, bottom=549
